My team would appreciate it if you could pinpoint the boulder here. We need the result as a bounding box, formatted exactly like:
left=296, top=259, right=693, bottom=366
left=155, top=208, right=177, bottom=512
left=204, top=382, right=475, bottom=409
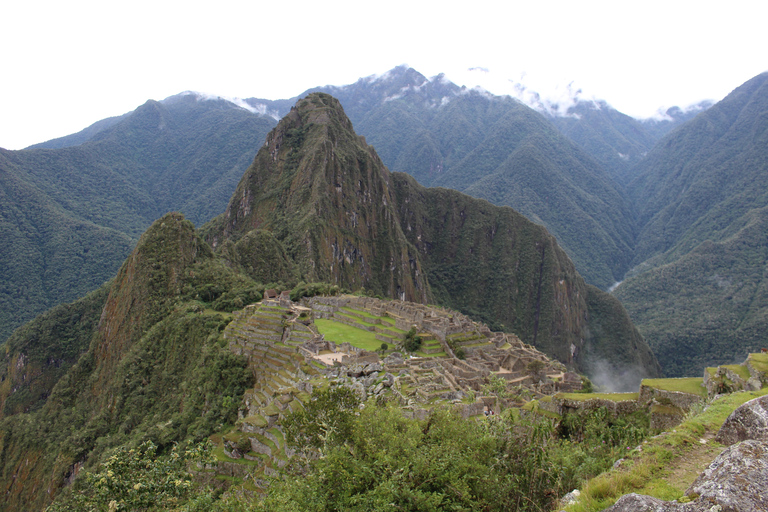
left=687, top=439, right=768, bottom=511
left=715, top=394, right=768, bottom=446
left=603, top=440, right=768, bottom=512
left=601, top=493, right=679, bottom=511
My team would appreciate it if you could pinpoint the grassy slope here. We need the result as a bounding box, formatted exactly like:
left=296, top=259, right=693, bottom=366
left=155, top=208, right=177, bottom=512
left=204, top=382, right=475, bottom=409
left=562, top=388, right=768, bottom=511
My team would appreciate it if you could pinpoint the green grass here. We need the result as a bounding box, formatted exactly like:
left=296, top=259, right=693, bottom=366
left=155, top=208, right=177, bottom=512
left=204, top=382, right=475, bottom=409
left=341, top=307, right=379, bottom=320
left=556, top=392, right=639, bottom=402
left=415, top=351, right=447, bottom=358
left=747, top=352, right=768, bottom=374
left=563, top=388, right=768, bottom=512
left=314, top=318, right=383, bottom=351
left=641, top=378, right=707, bottom=398
left=721, top=364, right=751, bottom=381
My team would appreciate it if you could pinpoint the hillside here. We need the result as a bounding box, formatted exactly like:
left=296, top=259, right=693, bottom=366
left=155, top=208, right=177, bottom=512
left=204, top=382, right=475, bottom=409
left=0, top=213, right=257, bottom=510
left=616, top=72, right=768, bottom=377
left=0, top=95, right=276, bottom=343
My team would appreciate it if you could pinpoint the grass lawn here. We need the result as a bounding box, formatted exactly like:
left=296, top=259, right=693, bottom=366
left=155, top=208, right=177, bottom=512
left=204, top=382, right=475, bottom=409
left=748, top=352, right=768, bottom=374
left=641, top=377, right=707, bottom=398
left=341, top=307, right=379, bottom=320
left=556, top=392, right=639, bottom=402
left=315, top=319, right=383, bottom=351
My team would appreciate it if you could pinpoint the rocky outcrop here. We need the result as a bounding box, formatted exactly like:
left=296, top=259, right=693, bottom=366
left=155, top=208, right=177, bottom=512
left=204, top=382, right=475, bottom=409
left=603, top=440, right=768, bottom=511
left=715, top=394, right=768, bottom=446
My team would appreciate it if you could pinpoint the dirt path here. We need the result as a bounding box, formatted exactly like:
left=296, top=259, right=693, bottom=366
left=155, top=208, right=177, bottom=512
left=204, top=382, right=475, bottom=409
left=663, top=432, right=722, bottom=493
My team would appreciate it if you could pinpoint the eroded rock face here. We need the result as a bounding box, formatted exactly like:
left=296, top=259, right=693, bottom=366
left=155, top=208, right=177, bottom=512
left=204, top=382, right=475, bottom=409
left=603, top=440, right=768, bottom=512
left=687, top=439, right=768, bottom=511
left=601, top=493, right=680, bottom=511
left=715, top=394, right=768, bottom=446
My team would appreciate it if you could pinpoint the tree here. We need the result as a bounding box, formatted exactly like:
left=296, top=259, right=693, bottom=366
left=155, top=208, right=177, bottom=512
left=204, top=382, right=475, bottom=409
left=403, top=327, right=423, bottom=352
left=282, top=386, right=361, bottom=455
left=47, top=440, right=213, bottom=511
left=526, top=359, right=546, bottom=381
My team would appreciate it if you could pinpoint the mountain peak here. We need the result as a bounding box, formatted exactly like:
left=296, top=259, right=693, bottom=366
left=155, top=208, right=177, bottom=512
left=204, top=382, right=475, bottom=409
left=208, top=92, right=428, bottom=302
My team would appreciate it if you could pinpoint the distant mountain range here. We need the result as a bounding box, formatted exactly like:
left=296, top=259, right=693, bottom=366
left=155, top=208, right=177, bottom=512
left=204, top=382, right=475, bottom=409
left=0, top=95, right=276, bottom=341
left=615, top=72, right=768, bottom=376
left=4, top=65, right=767, bottom=380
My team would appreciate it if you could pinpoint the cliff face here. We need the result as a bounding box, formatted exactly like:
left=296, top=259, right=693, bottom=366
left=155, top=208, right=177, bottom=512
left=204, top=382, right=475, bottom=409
left=94, top=213, right=210, bottom=380
left=207, top=93, right=428, bottom=302
left=391, top=173, right=588, bottom=366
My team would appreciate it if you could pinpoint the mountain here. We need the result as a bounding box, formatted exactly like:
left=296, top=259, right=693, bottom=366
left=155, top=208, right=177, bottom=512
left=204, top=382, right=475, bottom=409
left=0, top=92, right=659, bottom=509
left=253, top=66, right=638, bottom=289
left=546, top=99, right=714, bottom=187
left=546, top=100, right=658, bottom=184
left=205, top=92, right=658, bottom=380
left=204, top=93, right=428, bottom=302
left=0, top=213, right=256, bottom=510
left=0, top=94, right=276, bottom=343
left=615, top=72, right=768, bottom=377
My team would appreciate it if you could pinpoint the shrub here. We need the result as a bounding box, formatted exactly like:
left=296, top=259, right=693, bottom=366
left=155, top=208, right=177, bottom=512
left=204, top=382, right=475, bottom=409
left=403, top=328, right=422, bottom=352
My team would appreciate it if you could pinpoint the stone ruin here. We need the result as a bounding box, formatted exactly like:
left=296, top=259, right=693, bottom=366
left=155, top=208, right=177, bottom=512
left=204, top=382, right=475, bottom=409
left=217, top=293, right=583, bottom=486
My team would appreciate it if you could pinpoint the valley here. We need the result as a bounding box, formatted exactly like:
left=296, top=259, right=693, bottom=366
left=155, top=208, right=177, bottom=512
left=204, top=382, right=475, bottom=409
left=0, top=66, right=767, bottom=510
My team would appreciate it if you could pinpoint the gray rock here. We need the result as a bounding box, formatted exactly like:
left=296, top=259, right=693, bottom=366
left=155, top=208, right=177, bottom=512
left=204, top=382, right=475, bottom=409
left=603, top=440, right=768, bottom=512
left=347, top=363, right=364, bottom=378
left=602, top=493, right=680, bottom=511
left=560, top=489, right=580, bottom=507
left=715, top=394, right=768, bottom=446
left=364, top=362, right=383, bottom=375
left=687, top=439, right=768, bottom=511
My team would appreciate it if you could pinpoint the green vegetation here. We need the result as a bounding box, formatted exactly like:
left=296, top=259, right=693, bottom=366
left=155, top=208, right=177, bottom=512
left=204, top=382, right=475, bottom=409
left=563, top=388, right=768, bottom=511
left=46, top=440, right=214, bottom=511
left=0, top=96, right=277, bottom=344
left=0, top=214, right=254, bottom=510
left=557, top=392, right=639, bottom=402
left=314, top=319, right=382, bottom=351
left=249, top=398, right=652, bottom=512
left=403, top=327, right=423, bottom=352
left=641, top=377, right=707, bottom=398
left=616, top=72, right=768, bottom=378
left=331, top=66, right=636, bottom=289
left=748, top=352, right=768, bottom=374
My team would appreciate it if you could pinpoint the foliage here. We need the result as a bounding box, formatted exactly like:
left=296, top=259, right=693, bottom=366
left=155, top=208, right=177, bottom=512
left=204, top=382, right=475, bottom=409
left=289, top=281, right=342, bottom=302
left=0, top=283, right=110, bottom=419
left=256, top=401, right=656, bottom=512
left=46, top=440, right=214, bottom=511
left=403, top=327, right=423, bottom=352
left=482, top=374, right=510, bottom=400
left=563, top=388, right=768, bottom=512
left=282, top=386, right=361, bottom=454
left=0, top=95, right=276, bottom=344
left=526, top=360, right=546, bottom=380
left=617, top=73, right=768, bottom=377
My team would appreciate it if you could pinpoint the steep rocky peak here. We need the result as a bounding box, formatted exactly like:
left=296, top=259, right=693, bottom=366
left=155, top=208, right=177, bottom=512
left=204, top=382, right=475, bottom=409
left=95, top=213, right=210, bottom=377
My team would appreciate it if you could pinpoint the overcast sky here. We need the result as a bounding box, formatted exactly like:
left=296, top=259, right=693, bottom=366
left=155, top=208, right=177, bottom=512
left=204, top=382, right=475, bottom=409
left=2, top=0, right=766, bottom=150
